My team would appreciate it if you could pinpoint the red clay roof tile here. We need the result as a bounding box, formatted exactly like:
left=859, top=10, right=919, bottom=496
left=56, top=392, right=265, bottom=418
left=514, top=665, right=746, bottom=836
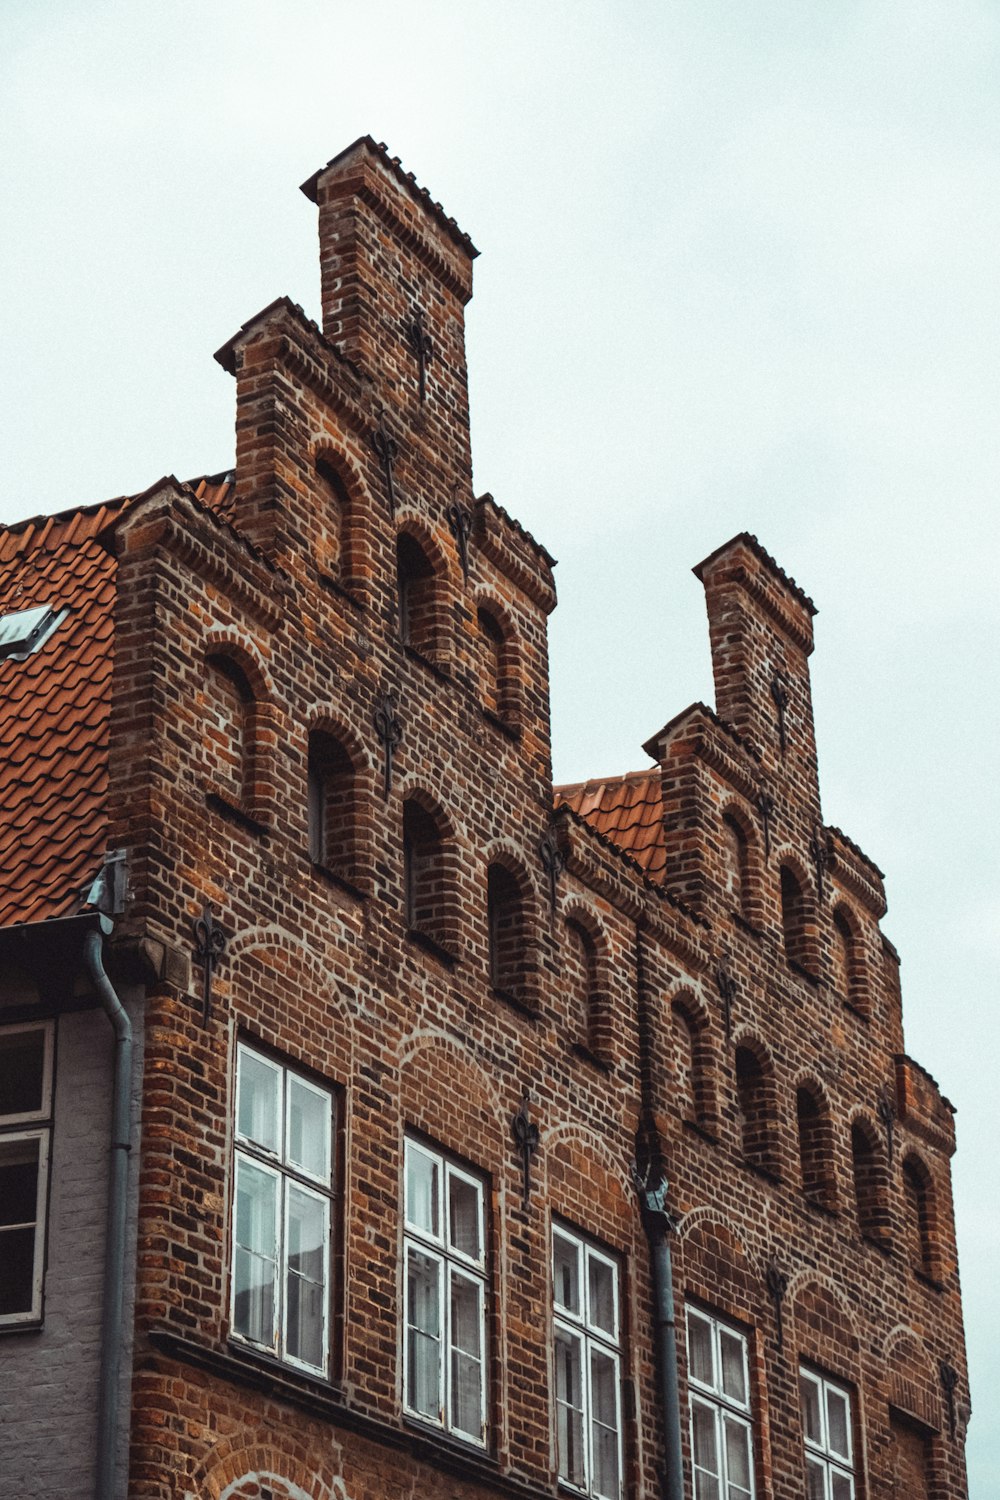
left=0, top=476, right=240, bottom=929
left=554, top=768, right=666, bottom=882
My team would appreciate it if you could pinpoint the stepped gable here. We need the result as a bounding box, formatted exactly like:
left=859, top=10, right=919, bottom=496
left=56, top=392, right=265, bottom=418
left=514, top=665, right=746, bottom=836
left=555, top=767, right=665, bottom=882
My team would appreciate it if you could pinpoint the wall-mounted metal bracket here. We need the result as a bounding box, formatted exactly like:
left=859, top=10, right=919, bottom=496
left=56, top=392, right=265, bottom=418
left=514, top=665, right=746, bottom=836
left=512, top=1090, right=540, bottom=1209
left=756, top=791, right=775, bottom=861
left=810, top=822, right=828, bottom=903
left=447, top=501, right=473, bottom=583
left=193, top=904, right=228, bottom=1027
left=940, top=1361, right=959, bottom=1439
left=716, top=959, right=738, bottom=1041
left=877, top=1084, right=895, bottom=1166
left=765, top=1258, right=789, bottom=1350
left=539, top=827, right=565, bottom=914
left=371, top=410, right=399, bottom=517
left=373, top=690, right=403, bottom=800
left=407, top=308, right=434, bottom=403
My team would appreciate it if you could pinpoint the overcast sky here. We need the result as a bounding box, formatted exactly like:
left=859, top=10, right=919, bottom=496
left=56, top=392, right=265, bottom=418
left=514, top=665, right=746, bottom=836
left=2, top=1, right=997, bottom=1490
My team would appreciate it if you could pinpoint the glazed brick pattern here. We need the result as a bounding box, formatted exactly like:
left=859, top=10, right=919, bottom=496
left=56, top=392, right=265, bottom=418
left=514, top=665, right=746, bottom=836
left=76, top=139, right=968, bottom=1499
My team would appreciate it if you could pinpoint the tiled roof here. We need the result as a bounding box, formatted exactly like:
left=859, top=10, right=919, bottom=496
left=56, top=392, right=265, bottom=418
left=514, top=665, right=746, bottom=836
left=0, top=511, right=117, bottom=926
left=555, top=768, right=665, bottom=882
left=0, top=475, right=236, bottom=928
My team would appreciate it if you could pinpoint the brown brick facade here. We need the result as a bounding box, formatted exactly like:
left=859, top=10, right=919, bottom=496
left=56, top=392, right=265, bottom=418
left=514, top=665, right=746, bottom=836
left=66, top=138, right=971, bottom=1497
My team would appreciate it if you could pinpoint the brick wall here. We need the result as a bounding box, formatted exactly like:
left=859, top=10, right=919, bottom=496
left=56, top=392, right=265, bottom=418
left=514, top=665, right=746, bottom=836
left=96, top=141, right=968, bottom=1499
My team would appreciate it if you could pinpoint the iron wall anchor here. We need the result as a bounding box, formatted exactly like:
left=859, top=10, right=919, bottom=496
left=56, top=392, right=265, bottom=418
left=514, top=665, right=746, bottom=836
left=193, top=904, right=228, bottom=1027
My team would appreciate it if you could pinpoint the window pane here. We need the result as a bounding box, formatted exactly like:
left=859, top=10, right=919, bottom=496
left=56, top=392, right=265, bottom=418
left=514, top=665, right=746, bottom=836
left=688, top=1310, right=715, bottom=1388
left=805, top=1457, right=827, bottom=1500
left=0, top=1136, right=40, bottom=1226
left=0, top=1029, right=46, bottom=1117
left=237, top=1050, right=280, bottom=1154
left=720, top=1328, right=747, bottom=1406
left=406, top=1144, right=439, bottom=1237
left=285, top=1184, right=327, bottom=1370
left=800, top=1372, right=823, bottom=1445
left=587, top=1250, right=617, bottom=1339
left=692, top=1397, right=721, bottom=1475
left=696, top=1475, right=722, bottom=1500
left=555, top=1325, right=586, bottom=1486
left=233, top=1157, right=278, bottom=1347
left=406, top=1247, right=441, bottom=1418
left=554, top=1230, right=581, bottom=1316
left=826, top=1386, right=851, bottom=1460
left=723, top=1414, right=753, bottom=1498
left=286, top=1075, right=330, bottom=1183
left=831, top=1470, right=854, bottom=1500
left=450, top=1269, right=483, bottom=1438
left=590, top=1347, right=621, bottom=1498
left=448, top=1170, right=482, bottom=1262
left=0, top=1226, right=36, bottom=1315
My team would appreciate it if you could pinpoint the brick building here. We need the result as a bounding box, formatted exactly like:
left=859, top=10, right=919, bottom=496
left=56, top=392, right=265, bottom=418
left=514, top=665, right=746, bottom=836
left=0, top=138, right=969, bottom=1499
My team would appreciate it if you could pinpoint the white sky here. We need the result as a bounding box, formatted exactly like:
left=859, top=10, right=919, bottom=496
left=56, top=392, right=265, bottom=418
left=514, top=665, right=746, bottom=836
left=2, top=1, right=997, bottom=1489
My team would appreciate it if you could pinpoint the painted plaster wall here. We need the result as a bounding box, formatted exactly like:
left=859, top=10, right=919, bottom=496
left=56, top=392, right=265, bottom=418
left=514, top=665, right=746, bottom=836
left=0, top=992, right=143, bottom=1499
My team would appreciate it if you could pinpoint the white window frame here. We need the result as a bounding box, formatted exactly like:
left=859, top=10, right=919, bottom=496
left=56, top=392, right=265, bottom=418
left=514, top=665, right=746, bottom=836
left=552, top=1222, right=624, bottom=1500
left=686, top=1305, right=756, bottom=1500
left=0, top=1021, right=54, bottom=1326
left=229, top=1041, right=334, bottom=1376
left=800, top=1367, right=856, bottom=1499
left=402, top=1136, right=488, bottom=1446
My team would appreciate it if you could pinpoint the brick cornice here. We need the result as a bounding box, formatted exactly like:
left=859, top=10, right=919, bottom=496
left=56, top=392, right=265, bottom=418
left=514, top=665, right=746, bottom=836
left=826, top=827, right=888, bottom=919
left=474, top=495, right=557, bottom=614
left=111, top=484, right=288, bottom=628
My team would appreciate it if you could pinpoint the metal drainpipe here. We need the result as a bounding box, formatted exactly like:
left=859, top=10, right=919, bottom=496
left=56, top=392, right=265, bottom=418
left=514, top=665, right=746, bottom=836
left=636, top=1173, right=685, bottom=1500
left=83, top=921, right=133, bottom=1500
left=633, top=921, right=685, bottom=1500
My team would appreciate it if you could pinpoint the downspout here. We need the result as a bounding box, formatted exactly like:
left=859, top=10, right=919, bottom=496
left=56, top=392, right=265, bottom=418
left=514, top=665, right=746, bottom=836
left=632, top=921, right=684, bottom=1500
left=636, top=1173, right=684, bottom=1500
left=83, top=920, right=133, bottom=1500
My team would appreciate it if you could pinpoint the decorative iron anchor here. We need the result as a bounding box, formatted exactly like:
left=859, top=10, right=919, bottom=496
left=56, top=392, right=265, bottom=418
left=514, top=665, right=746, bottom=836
left=756, top=791, right=776, bottom=861
left=373, top=690, right=403, bottom=800
left=940, top=1361, right=959, bottom=1439
left=765, top=1258, right=789, bottom=1350
left=407, top=308, right=434, bottom=403
left=770, top=673, right=791, bottom=755
left=371, top=410, right=399, bottom=517
left=512, top=1090, right=540, bottom=1209
left=447, top=501, right=473, bottom=583
left=193, top=904, right=228, bottom=1027
left=539, top=826, right=565, bottom=914
left=716, top=959, right=738, bottom=1040
left=877, top=1085, right=895, bottom=1167
left=810, top=821, right=828, bottom=903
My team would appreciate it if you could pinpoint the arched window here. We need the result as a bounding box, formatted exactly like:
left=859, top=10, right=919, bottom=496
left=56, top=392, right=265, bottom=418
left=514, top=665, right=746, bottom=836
left=476, top=602, right=518, bottom=729
left=796, top=1084, right=837, bottom=1210
left=564, top=917, right=605, bottom=1058
left=734, top=1044, right=780, bottom=1177
left=206, top=652, right=253, bottom=810
left=832, top=906, right=867, bottom=1015
left=403, top=799, right=452, bottom=956
left=780, top=864, right=815, bottom=973
left=902, top=1154, right=938, bottom=1281
left=487, top=863, right=529, bottom=1004
left=397, top=531, right=444, bottom=662
left=315, top=456, right=349, bottom=584
left=672, top=1000, right=717, bottom=1131
left=721, top=813, right=749, bottom=913
left=851, top=1119, right=889, bottom=1245
left=307, top=728, right=359, bottom=883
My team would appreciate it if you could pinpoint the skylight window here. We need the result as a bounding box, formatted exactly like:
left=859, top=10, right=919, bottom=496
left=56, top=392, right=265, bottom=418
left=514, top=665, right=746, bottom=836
left=0, top=604, right=65, bottom=661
